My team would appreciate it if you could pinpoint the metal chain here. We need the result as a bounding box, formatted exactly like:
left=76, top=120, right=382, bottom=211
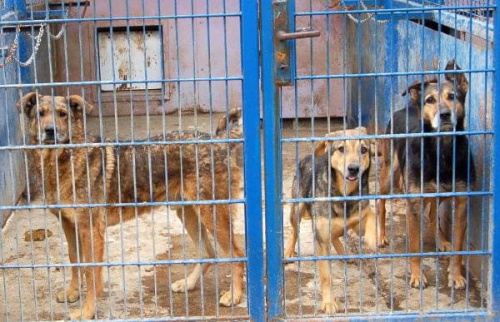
left=14, top=23, right=45, bottom=67
left=0, top=0, right=90, bottom=68
left=341, top=0, right=390, bottom=24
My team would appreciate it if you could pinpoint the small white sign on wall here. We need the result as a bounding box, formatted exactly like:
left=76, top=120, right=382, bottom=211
left=98, top=29, right=162, bottom=91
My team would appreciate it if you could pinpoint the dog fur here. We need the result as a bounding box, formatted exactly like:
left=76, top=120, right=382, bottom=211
left=283, top=127, right=378, bottom=313
left=377, top=60, right=475, bottom=289
left=17, top=92, right=245, bottom=319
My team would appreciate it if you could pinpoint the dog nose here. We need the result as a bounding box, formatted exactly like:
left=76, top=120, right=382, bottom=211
left=348, top=164, right=359, bottom=175
left=439, top=106, right=452, bottom=121
left=44, top=127, right=55, bottom=138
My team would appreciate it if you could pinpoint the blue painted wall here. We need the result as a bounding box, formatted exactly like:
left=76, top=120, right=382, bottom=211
left=0, top=33, right=24, bottom=227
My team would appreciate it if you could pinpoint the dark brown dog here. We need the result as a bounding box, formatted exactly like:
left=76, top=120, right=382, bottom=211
left=377, top=60, right=475, bottom=289
left=17, top=93, right=245, bottom=319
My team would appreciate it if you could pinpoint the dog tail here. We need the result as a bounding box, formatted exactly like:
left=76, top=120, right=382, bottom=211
left=215, top=107, right=243, bottom=139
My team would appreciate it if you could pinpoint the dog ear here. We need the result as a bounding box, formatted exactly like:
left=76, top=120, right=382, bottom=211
left=314, top=141, right=329, bottom=157
left=315, top=130, right=345, bottom=157
left=444, top=60, right=469, bottom=95
left=16, top=92, right=41, bottom=116
left=402, top=79, right=438, bottom=100
left=68, top=95, right=94, bottom=116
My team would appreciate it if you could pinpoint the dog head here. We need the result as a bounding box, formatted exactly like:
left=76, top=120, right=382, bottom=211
left=17, top=93, right=93, bottom=144
left=403, top=60, right=469, bottom=131
left=314, top=127, right=374, bottom=183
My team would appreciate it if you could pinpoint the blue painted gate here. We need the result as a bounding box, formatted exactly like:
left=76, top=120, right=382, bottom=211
left=0, top=0, right=499, bottom=321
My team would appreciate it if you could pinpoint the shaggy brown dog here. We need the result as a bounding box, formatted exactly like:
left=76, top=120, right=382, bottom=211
left=17, top=92, right=245, bottom=319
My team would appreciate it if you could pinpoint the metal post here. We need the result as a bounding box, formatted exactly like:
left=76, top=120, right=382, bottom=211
left=261, top=0, right=284, bottom=319
left=241, top=0, right=265, bottom=320
left=490, top=1, right=500, bottom=317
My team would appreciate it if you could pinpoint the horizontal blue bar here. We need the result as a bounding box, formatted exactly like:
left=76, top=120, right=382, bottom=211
left=0, top=76, right=243, bottom=89
left=0, top=256, right=248, bottom=270
left=295, top=68, right=494, bottom=81
left=0, top=198, right=245, bottom=211
left=0, top=137, right=244, bottom=151
left=0, top=12, right=242, bottom=26
left=281, top=130, right=493, bottom=143
left=106, top=316, right=249, bottom=322
left=283, top=249, right=490, bottom=263
left=284, top=309, right=487, bottom=320
left=284, top=191, right=490, bottom=204
left=2, top=68, right=491, bottom=89
left=376, top=12, right=433, bottom=20
left=294, top=5, right=495, bottom=17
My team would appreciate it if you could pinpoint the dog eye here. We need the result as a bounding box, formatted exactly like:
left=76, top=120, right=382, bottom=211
left=59, top=110, right=67, bottom=117
left=448, top=93, right=455, bottom=101
left=338, top=146, right=345, bottom=153
left=425, top=96, right=436, bottom=104
left=38, top=110, right=45, bottom=117
left=360, top=147, right=368, bottom=154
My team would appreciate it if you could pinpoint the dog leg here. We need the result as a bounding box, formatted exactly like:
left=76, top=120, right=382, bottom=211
left=360, top=207, right=378, bottom=251
left=69, top=216, right=105, bottom=320
left=427, top=198, right=452, bottom=252
left=407, top=199, right=428, bottom=288
left=57, top=217, right=83, bottom=304
left=376, top=198, right=389, bottom=247
left=198, top=204, right=245, bottom=307
left=315, top=217, right=338, bottom=314
left=448, top=197, right=467, bottom=289
left=284, top=202, right=306, bottom=259
left=172, top=207, right=215, bottom=293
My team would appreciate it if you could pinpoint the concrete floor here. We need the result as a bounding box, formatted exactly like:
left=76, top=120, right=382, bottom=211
left=0, top=113, right=486, bottom=320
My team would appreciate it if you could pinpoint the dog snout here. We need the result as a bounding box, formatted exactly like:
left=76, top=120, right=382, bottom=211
left=44, top=126, right=55, bottom=139
left=347, top=164, right=360, bottom=175
left=439, top=106, right=452, bottom=122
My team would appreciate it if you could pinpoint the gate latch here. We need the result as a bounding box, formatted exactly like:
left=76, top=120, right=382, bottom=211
left=274, top=0, right=320, bottom=86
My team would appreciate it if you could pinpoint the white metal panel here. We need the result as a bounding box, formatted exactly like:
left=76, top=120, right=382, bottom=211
left=98, top=29, right=162, bottom=91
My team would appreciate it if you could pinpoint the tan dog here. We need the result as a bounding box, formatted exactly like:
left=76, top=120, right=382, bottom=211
left=17, top=92, right=245, bottom=319
left=284, top=127, right=378, bottom=313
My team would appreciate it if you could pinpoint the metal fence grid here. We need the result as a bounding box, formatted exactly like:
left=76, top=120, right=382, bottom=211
left=263, top=0, right=498, bottom=320
left=0, top=0, right=262, bottom=320
left=0, top=0, right=499, bottom=321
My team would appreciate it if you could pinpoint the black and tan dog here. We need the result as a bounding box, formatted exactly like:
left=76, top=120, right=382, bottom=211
left=377, top=60, right=475, bottom=289
left=284, top=127, right=378, bottom=313
left=17, top=93, right=245, bottom=319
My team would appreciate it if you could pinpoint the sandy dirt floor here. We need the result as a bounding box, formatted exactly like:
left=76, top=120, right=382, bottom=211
left=0, top=114, right=486, bottom=320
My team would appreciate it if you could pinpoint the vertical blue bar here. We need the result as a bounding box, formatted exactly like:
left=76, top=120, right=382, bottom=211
left=241, top=0, right=265, bottom=321
left=261, top=0, right=284, bottom=319
left=491, top=1, right=500, bottom=316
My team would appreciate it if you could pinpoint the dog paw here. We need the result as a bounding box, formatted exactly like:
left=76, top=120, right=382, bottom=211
left=171, top=279, right=196, bottom=293
left=321, top=299, right=338, bottom=314
left=56, top=289, right=80, bottom=303
left=283, top=249, right=297, bottom=261
left=439, top=241, right=452, bottom=252
left=448, top=273, right=467, bottom=289
left=68, top=309, right=94, bottom=320
left=219, top=290, right=242, bottom=307
left=410, top=273, right=428, bottom=288
left=377, top=234, right=389, bottom=248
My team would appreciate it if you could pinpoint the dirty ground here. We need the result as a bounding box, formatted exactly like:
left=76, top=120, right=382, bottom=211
left=0, top=114, right=485, bottom=320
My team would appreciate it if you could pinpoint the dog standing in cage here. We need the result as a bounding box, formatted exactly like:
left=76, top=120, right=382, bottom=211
left=377, top=60, right=475, bottom=289
left=283, top=127, right=378, bottom=314
left=16, top=93, right=245, bottom=320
